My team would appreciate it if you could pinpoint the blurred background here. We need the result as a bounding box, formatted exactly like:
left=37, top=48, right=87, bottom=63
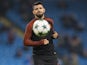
left=0, top=0, right=87, bottom=65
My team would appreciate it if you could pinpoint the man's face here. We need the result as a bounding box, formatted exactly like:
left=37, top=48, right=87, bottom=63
left=33, top=4, right=45, bottom=18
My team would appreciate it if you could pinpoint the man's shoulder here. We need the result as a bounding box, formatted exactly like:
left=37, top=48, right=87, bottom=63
left=29, top=18, right=36, bottom=23
left=45, top=17, right=53, bottom=20
left=45, top=17, right=54, bottom=24
left=26, top=18, right=36, bottom=27
left=27, top=18, right=36, bottom=24
left=45, top=17, right=54, bottom=22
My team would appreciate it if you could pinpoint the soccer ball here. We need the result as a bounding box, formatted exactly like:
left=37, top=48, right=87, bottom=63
left=33, top=19, right=51, bottom=37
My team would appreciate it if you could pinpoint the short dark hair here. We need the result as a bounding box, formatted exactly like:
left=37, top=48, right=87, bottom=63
left=34, top=1, right=43, bottom=5
left=32, top=1, right=43, bottom=9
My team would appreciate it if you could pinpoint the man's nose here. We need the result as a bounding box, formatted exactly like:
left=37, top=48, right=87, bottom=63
left=37, top=10, right=41, bottom=13
left=38, top=8, right=41, bottom=12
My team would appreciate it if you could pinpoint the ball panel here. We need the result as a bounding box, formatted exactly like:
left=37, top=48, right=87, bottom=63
left=33, top=19, right=51, bottom=37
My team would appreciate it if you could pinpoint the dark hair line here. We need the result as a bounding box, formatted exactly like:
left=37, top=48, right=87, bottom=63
left=33, top=1, right=43, bottom=5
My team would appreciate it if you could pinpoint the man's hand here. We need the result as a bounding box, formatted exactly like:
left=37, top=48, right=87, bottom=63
left=52, top=31, right=58, bottom=39
left=43, top=39, right=49, bottom=45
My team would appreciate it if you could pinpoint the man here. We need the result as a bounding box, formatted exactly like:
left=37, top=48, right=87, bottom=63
left=24, top=1, right=58, bottom=65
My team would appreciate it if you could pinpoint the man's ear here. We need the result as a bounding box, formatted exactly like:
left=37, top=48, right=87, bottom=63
left=43, top=8, right=45, bottom=13
left=32, top=10, right=35, bottom=15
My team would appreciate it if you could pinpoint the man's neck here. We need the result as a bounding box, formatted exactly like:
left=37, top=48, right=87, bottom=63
left=35, top=15, right=45, bottom=19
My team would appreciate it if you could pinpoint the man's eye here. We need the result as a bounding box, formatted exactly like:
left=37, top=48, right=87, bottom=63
left=35, top=8, right=38, bottom=10
left=40, top=7, right=42, bottom=9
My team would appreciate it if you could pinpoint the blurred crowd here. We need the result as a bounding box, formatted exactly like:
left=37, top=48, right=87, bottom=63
left=0, top=0, right=87, bottom=65
left=0, top=0, right=37, bottom=21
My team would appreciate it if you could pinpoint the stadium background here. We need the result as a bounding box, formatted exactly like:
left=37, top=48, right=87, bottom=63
left=0, top=0, right=87, bottom=65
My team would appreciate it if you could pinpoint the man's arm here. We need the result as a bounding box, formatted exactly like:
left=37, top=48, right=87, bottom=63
left=24, top=22, right=44, bottom=46
left=50, top=19, right=59, bottom=39
left=46, top=18, right=59, bottom=39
